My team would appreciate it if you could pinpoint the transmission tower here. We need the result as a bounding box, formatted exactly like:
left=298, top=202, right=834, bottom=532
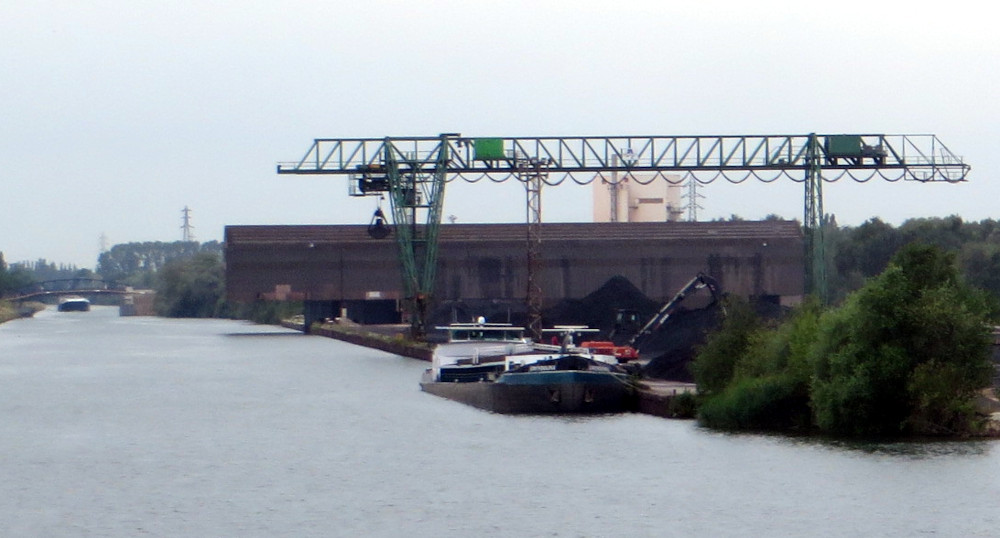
left=683, top=178, right=705, bottom=222
left=181, top=206, right=196, bottom=242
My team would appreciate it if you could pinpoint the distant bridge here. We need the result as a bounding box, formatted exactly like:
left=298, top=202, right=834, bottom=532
left=2, top=278, right=138, bottom=302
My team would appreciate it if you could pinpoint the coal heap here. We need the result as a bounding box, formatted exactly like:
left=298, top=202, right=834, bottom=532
left=543, top=275, right=660, bottom=337
left=545, top=275, right=724, bottom=382
left=638, top=295, right=790, bottom=381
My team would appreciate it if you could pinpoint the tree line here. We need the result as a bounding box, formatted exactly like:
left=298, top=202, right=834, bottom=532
left=0, top=254, right=94, bottom=295
left=96, top=240, right=223, bottom=289
left=825, top=215, right=1000, bottom=304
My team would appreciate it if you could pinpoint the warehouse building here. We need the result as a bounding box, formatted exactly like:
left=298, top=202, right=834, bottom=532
left=225, top=220, right=804, bottom=328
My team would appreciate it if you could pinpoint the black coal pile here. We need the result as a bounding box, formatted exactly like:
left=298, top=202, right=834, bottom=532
left=545, top=275, right=728, bottom=382
left=542, top=275, right=660, bottom=338
left=546, top=275, right=724, bottom=382
left=639, top=295, right=792, bottom=381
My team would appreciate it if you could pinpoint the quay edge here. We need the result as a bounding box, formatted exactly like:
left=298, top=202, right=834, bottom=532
left=283, top=320, right=433, bottom=361
left=635, top=380, right=699, bottom=418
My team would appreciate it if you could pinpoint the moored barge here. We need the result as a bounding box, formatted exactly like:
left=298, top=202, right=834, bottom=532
left=421, top=323, right=635, bottom=414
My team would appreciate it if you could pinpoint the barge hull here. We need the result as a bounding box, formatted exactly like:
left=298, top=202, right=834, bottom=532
left=420, top=380, right=498, bottom=412
left=420, top=372, right=634, bottom=414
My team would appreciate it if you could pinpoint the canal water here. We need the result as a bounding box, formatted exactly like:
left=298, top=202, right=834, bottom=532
left=2, top=307, right=998, bottom=537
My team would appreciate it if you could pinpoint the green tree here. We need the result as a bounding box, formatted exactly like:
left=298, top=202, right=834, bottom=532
left=825, top=216, right=1000, bottom=306
left=898, top=215, right=969, bottom=252
left=98, top=240, right=222, bottom=287
left=10, top=258, right=94, bottom=283
left=958, top=242, right=1000, bottom=302
left=690, top=295, right=762, bottom=396
left=833, top=217, right=903, bottom=280
left=154, top=252, right=225, bottom=318
left=0, top=252, right=35, bottom=296
left=697, top=299, right=820, bottom=431
left=810, top=244, right=993, bottom=436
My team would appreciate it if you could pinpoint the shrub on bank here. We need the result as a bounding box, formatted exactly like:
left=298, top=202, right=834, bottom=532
left=698, top=374, right=811, bottom=430
left=664, top=391, right=698, bottom=419
left=0, top=300, right=44, bottom=323
left=695, top=299, right=818, bottom=431
left=154, top=252, right=225, bottom=318
left=689, top=296, right=762, bottom=396
left=0, top=301, right=15, bottom=324
left=692, top=244, right=995, bottom=438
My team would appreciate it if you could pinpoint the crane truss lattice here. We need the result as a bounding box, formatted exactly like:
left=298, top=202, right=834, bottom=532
left=280, top=134, right=968, bottom=184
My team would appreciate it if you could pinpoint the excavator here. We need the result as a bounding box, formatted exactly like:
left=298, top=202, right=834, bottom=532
left=580, top=273, right=722, bottom=362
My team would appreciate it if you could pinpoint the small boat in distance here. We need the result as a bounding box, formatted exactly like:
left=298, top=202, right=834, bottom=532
left=57, top=296, right=91, bottom=312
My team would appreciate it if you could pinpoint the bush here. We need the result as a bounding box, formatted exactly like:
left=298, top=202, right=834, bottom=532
left=231, top=300, right=303, bottom=325
left=809, top=244, right=993, bottom=436
left=0, top=301, right=16, bottom=323
left=696, top=300, right=819, bottom=431
left=698, top=374, right=810, bottom=430
left=154, top=252, right=225, bottom=318
left=690, top=296, right=761, bottom=395
left=666, top=392, right=698, bottom=419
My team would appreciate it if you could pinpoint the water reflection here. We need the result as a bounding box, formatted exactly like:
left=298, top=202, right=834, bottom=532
left=820, top=437, right=994, bottom=458
left=688, top=421, right=996, bottom=459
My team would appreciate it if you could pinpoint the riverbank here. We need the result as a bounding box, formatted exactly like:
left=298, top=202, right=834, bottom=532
left=287, top=319, right=1000, bottom=429
left=0, top=302, right=16, bottom=324
left=0, top=301, right=45, bottom=324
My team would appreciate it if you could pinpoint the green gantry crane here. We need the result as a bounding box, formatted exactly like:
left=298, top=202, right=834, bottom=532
left=278, top=133, right=969, bottom=340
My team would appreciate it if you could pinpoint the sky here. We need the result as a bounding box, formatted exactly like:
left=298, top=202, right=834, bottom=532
left=2, top=0, right=998, bottom=269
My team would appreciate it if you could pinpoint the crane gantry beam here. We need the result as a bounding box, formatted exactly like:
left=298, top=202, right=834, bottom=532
left=278, top=133, right=970, bottom=340
left=279, top=133, right=967, bottom=180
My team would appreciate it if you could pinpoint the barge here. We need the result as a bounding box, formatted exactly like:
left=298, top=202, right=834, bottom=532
left=57, top=296, right=91, bottom=312
left=420, top=322, right=635, bottom=414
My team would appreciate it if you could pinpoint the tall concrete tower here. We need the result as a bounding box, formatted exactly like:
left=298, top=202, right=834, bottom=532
left=592, top=173, right=684, bottom=223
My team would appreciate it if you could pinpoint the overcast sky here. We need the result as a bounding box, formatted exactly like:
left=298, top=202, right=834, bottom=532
left=2, top=1, right=998, bottom=269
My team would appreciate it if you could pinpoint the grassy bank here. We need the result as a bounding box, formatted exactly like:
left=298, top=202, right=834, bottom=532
left=0, top=301, right=16, bottom=324
left=0, top=300, right=45, bottom=324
